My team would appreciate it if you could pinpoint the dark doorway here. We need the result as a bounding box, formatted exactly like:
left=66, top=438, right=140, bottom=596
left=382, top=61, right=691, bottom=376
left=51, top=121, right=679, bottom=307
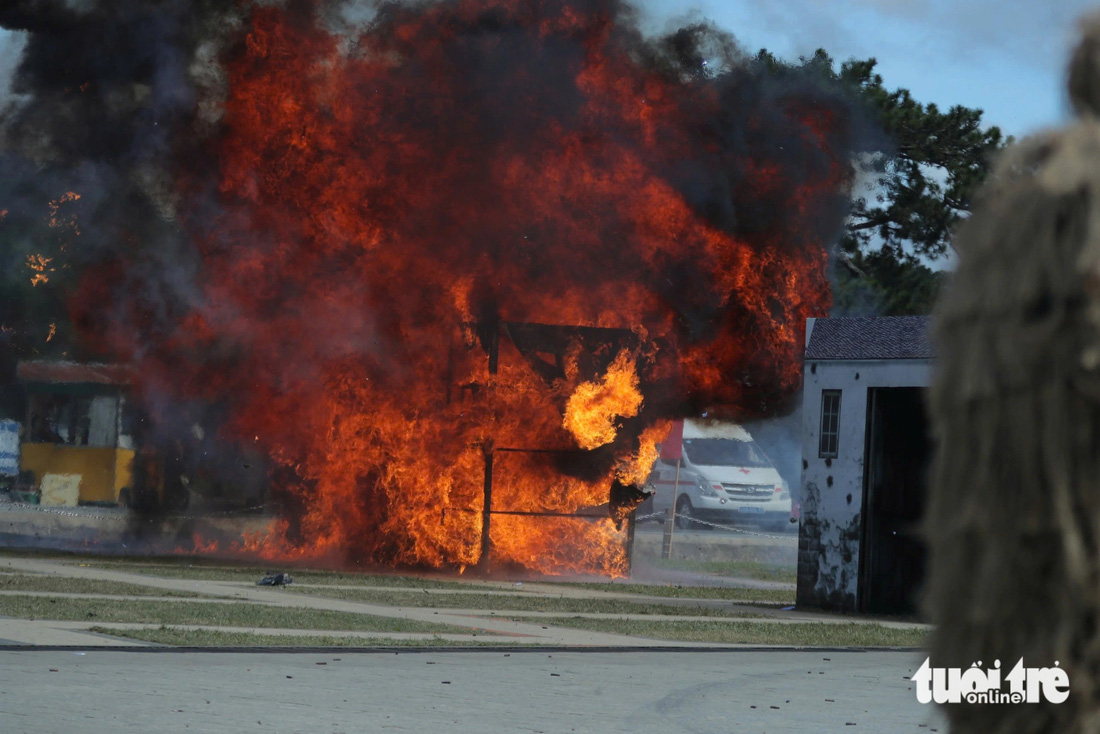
left=859, top=387, right=930, bottom=615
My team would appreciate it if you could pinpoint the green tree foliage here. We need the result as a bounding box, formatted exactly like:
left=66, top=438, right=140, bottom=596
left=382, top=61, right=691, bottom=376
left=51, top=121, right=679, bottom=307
left=837, top=57, right=1006, bottom=261
left=756, top=49, right=1006, bottom=315
left=832, top=249, right=946, bottom=316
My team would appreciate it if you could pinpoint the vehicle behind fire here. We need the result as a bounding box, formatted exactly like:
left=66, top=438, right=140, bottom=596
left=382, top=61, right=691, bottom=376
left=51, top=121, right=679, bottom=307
left=13, top=361, right=264, bottom=512
left=639, top=419, right=791, bottom=530
left=16, top=361, right=144, bottom=508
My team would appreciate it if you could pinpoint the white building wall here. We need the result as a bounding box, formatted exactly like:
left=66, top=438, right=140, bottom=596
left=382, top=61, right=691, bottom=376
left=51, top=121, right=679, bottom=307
left=797, top=357, right=932, bottom=610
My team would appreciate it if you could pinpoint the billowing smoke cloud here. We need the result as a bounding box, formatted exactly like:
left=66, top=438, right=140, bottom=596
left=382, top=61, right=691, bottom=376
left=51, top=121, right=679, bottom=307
left=1, top=0, right=865, bottom=572
left=0, top=1, right=240, bottom=371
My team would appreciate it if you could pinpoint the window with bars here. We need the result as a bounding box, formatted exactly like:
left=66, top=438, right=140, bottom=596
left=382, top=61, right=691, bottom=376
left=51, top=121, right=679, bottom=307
left=819, top=390, right=841, bottom=458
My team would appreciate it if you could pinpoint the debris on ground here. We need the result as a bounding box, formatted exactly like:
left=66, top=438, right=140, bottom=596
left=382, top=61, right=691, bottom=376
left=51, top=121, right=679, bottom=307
left=257, top=572, right=293, bottom=586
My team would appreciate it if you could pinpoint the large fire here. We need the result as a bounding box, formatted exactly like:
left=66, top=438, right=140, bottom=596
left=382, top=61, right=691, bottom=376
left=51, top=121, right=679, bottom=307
left=71, top=0, right=854, bottom=575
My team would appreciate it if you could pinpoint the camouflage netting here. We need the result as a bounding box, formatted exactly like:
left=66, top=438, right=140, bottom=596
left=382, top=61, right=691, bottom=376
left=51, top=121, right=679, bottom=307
left=926, top=15, right=1100, bottom=732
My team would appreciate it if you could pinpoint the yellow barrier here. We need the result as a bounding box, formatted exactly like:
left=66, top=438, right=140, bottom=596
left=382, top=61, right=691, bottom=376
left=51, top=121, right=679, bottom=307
left=20, top=444, right=136, bottom=504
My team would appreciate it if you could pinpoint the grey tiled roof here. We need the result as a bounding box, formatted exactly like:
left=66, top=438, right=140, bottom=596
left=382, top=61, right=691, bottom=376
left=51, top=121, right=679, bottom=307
left=805, top=316, right=933, bottom=360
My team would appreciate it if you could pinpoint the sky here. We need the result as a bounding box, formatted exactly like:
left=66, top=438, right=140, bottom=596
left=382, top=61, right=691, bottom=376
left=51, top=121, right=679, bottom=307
left=640, top=0, right=1100, bottom=138
left=0, top=0, right=1096, bottom=137
left=0, top=28, right=22, bottom=103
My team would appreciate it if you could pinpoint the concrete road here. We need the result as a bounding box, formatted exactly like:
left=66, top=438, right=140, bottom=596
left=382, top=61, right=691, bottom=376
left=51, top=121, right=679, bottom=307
left=0, top=649, right=945, bottom=733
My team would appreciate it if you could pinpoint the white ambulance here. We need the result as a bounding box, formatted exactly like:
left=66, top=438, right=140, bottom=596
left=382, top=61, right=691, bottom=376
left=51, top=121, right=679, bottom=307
left=641, top=419, right=791, bottom=530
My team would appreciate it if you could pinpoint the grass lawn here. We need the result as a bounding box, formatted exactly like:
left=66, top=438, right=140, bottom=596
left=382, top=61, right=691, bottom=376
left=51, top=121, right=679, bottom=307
left=531, top=617, right=928, bottom=647
left=550, top=581, right=794, bottom=604
left=0, top=573, right=203, bottom=597
left=636, top=558, right=797, bottom=584
left=75, top=559, right=478, bottom=589
left=67, top=557, right=793, bottom=601
left=283, top=587, right=765, bottom=617
left=0, top=554, right=932, bottom=649
left=0, top=594, right=466, bottom=634
left=89, top=627, right=538, bottom=647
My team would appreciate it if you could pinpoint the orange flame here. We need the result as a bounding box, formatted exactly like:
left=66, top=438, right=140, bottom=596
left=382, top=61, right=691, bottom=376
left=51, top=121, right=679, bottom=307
left=563, top=349, right=643, bottom=450
left=616, top=421, right=669, bottom=488
left=47, top=191, right=81, bottom=233
left=81, top=0, right=853, bottom=576
left=27, top=254, right=54, bottom=286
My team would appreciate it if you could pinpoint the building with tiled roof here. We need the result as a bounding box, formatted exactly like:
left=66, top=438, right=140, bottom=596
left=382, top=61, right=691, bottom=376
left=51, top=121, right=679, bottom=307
left=797, top=316, right=933, bottom=616
left=804, top=316, right=933, bottom=361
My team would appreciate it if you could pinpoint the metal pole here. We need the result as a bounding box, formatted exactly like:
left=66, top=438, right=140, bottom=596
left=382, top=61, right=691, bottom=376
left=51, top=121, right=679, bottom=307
left=111, top=393, right=122, bottom=501
left=625, top=508, right=637, bottom=575
left=661, top=457, right=682, bottom=559
left=486, top=322, right=499, bottom=376
left=480, top=448, right=493, bottom=572
left=478, top=320, right=500, bottom=574
left=661, top=507, right=674, bottom=559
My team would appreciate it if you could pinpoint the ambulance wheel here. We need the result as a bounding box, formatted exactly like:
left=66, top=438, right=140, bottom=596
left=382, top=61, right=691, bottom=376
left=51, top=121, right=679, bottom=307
left=675, top=496, right=698, bottom=530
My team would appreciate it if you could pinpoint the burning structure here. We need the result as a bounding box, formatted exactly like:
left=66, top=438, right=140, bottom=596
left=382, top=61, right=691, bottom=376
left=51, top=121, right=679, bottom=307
left=0, top=0, right=863, bottom=574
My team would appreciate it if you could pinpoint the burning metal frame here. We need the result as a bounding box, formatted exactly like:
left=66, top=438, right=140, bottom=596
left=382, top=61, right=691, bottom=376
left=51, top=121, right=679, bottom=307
left=471, top=320, right=641, bottom=573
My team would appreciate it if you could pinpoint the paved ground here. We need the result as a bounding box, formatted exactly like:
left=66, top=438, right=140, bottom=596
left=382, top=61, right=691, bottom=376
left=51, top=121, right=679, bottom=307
left=0, top=649, right=946, bottom=733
